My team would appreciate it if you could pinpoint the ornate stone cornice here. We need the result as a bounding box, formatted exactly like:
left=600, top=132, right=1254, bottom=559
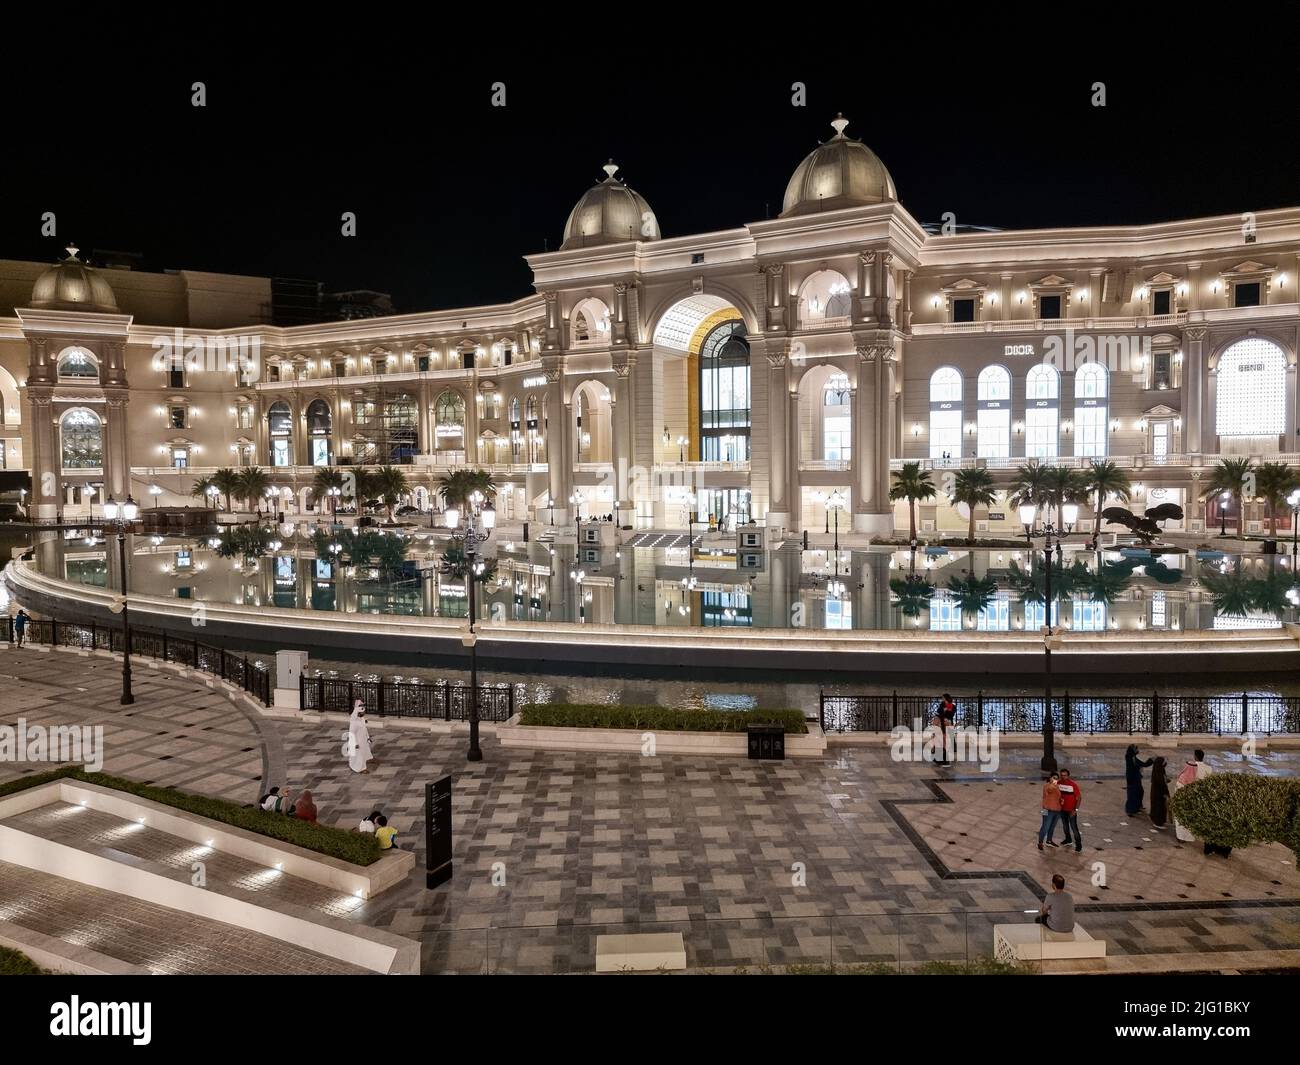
left=1185, top=325, right=1209, bottom=342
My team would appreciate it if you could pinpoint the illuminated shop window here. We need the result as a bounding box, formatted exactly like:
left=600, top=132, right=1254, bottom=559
left=1072, top=363, right=1108, bottom=457
left=1216, top=337, right=1285, bottom=437
left=928, top=367, right=962, bottom=459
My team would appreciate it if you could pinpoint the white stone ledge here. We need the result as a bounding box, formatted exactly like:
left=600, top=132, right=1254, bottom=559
left=497, top=720, right=827, bottom=759
left=0, top=918, right=148, bottom=975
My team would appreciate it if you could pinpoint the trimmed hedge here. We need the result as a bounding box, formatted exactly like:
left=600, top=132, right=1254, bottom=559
left=0, top=946, right=45, bottom=975
left=0, top=767, right=381, bottom=867
left=1168, top=773, right=1300, bottom=866
left=518, top=703, right=808, bottom=734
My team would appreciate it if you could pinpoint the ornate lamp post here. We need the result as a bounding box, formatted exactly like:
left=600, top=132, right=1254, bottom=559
left=1019, top=500, right=1078, bottom=774
left=149, top=484, right=163, bottom=508
left=683, top=490, right=697, bottom=583
left=677, top=435, right=688, bottom=463
left=442, top=497, right=495, bottom=762
left=569, top=490, right=585, bottom=542
left=826, top=491, right=847, bottom=599
left=1289, top=488, right=1300, bottom=561
left=1219, top=491, right=1229, bottom=536
left=102, top=495, right=140, bottom=705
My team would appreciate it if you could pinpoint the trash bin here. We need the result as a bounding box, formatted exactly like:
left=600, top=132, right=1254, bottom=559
left=747, top=724, right=785, bottom=760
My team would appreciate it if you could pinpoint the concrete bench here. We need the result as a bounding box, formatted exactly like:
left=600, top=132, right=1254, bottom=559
left=595, top=932, right=687, bottom=973
left=994, top=923, right=1106, bottom=963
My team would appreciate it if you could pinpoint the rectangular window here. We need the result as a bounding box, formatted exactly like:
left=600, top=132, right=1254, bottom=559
left=824, top=599, right=852, bottom=630
left=272, top=439, right=291, bottom=467
left=1152, top=289, right=1172, bottom=315
left=1024, top=407, right=1058, bottom=458
left=311, top=438, right=330, bottom=466
left=169, top=406, right=187, bottom=429
left=1152, top=421, right=1169, bottom=459
left=1234, top=282, right=1261, bottom=307
left=175, top=550, right=192, bottom=569
left=418, top=356, right=430, bottom=372
left=1153, top=351, right=1172, bottom=389
left=1074, top=406, right=1107, bottom=457
left=168, top=367, right=186, bottom=389
left=171, top=448, right=188, bottom=469
left=977, top=408, right=1010, bottom=458
left=929, top=409, right=961, bottom=459
left=1038, top=294, right=1062, bottom=319
left=824, top=414, right=851, bottom=461
left=238, top=405, right=253, bottom=430
left=951, top=298, right=975, bottom=323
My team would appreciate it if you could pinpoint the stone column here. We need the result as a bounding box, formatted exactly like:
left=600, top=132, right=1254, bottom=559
left=899, top=270, right=913, bottom=330
left=29, top=390, right=58, bottom=520
left=28, top=337, right=52, bottom=385
left=1089, top=269, right=1105, bottom=318
left=855, top=252, right=875, bottom=323
left=543, top=357, right=569, bottom=524
left=763, top=263, right=787, bottom=331
left=867, top=347, right=898, bottom=534
left=104, top=393, right=130, bottom=499
left=999, top=273, right=1012, bottom=322
left=1184, top=325, right=1207, bottom=455
left=853, top=344, right=876, bottom=528
left=612, top=281, right=630, bottom=347
left=787, top=390, right=802, bottom=532
left=875, top=253, right=894, bottom=327
left=465, top=374, right=480, bottom=466
left=765, top=349, right=791, bottom=532
left=611, top=353, right=634, bottom=523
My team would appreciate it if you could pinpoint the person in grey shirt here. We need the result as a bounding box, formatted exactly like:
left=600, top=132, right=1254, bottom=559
left=1037, top=874, right=1075, bottom=934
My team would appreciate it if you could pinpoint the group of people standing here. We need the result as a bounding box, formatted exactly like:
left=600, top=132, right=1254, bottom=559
left=1037, top=748, right=1225, bottom=856
left=1126, top=745, right=1225, bottom=854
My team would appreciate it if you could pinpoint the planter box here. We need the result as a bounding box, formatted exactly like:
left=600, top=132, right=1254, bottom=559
left=497, top=718, right=826, bottom=758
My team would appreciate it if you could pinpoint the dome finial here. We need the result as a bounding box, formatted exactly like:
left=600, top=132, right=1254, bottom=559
left=830, top=113, right=850, bottom=137
left=602, top=160, right=619, bottom=180
left=65, top=244, right=81, bottom=261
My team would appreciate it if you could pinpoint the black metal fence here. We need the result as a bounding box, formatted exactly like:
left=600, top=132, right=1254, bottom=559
left=819, top=691, right=1300, bottom=736
left=2, top=616, right=272, bottom=706
left=299, top=675, right=516, bottom=722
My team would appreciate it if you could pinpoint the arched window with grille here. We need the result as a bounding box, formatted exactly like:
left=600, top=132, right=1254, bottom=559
left=60, top=408, right=102, bottom=469
left=928, top=367, right=962, bottom=459
left=823, top=373, right=852, bottom=461
left=1073, top=362, right=1108, bottom=457
left=1024, top=364, right=1059, bottom=458
left=976, top=365, right=1011, bottom=458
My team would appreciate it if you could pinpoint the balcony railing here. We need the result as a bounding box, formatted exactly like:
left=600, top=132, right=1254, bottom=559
left=800, top=459, right=852, bottom=472
left=653, top=461, right=751, bottom=473
left=909, top=302, right=1299, bottom=337
left=891, top=452, right=1300, bottom=472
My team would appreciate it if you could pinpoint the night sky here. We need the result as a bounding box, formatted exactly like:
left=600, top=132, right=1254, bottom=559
left=3, top=36, right=1297, bottom=314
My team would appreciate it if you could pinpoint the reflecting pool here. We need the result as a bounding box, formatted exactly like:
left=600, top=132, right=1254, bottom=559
left=31, top=523, right=1300, bottom=633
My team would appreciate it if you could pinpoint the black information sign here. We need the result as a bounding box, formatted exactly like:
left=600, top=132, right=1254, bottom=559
left=426, top=775, right=453, bottom=888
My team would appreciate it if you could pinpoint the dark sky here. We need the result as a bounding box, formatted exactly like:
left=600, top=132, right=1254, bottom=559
left=3, top=34, right=1297, bottom=314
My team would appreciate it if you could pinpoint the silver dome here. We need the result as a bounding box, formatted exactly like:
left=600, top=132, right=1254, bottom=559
left=30, top=246, right=119, bottom=313
left=561, top=162, right=660, bottom=250
left=781, top=115, right=897, bottom=217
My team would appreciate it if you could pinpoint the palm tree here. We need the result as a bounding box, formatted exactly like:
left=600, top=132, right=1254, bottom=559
left=1008, top=461, right=1051, bottom=514
left=435, top=468, right=498, bottom=511
left=889, top=462, right=935, bottom=543
left=234, top=466, right=270, bottom=513
left=211, top=467, right=241, bottom=513
left=1201, top=457, right=1254, bottom=535
left=1042, top=466, right=1089, bottom=529
left=312, top=467, right=346, bottom=516
left=1255, top=461, right=1298, bottom=535
left=1081, top=460, right=1131, bottom=545
left=951, top=467, right=997, bottom=545
left=190, top=474, right=217, bottom=507
left=352, top=468, right=382, bottom=513
left=373, top=466, right=412, bottom=521
left=889, top=575, right=935, bottom=619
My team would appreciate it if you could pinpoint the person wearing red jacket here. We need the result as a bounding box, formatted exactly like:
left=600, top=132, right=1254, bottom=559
left=1057, top=769, right=1083, bottom=852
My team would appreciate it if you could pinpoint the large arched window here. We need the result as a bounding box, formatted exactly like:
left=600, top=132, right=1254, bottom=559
left=434, top=391, right=466, bottom=451
left=797, top=269, right=853, bottom=325
left=1216, top=337, right=1287, bottom=438
left=698, top=321, right=750, bottom=461
left=306, top=399, right=332, bottom=466
left=976, top=365, right=1011, bottom=458
left=928, top=367, right=962, bottom=459
left=267, top=400, right=293, bottom=466
left=1024, top=364, right=1060, bottom=459
left=1073, top=362, right=1108, bottom=457
left=60, top=408, right=103, bottom=469
left=57, top=347, right=99, bottom=380
left=823, top=373, right=852, bottom=461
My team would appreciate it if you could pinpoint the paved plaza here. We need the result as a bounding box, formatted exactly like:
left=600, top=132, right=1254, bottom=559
left=2, top=647, right=1299, bottom=972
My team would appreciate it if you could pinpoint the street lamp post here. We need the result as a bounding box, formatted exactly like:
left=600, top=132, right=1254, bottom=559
left=1220, top=491, right=1229, bottom=536
left=102, top=495, right=140, bottom=705
left=1289, top=489, right=1300, bottom=561
left=442, top=498, right=495, bottom=762
left=677, top=435, right=688, bottom=463
left=683, top=491, right=697, bottom=582
left=1019, top=501, right=1078, bottom=774
left=570, top=490, right=584, bottom=543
